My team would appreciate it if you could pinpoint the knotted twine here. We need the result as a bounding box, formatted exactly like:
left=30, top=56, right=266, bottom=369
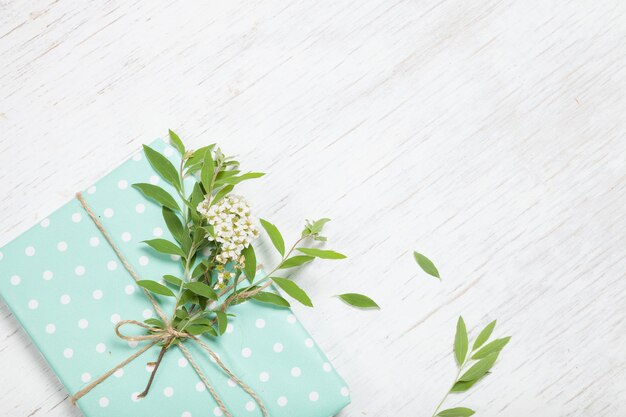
left=72, top=192, right=269, bottom=417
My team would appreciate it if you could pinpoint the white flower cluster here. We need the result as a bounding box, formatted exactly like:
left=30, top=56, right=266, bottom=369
left=197, top=194, right=259, bottom=267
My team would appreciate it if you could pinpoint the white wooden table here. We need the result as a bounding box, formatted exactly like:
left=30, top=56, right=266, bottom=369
left=1, top=1, right=625, bottom=416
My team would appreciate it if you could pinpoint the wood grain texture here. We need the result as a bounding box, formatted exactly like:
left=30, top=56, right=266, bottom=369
left=1, top=1, right=625, bottom=416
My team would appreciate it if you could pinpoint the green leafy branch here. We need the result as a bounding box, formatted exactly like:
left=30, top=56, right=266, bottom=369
left=432, top=317, right=511, bottom=417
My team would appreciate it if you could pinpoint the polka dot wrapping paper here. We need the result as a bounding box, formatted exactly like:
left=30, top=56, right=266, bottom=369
left=0, top=139, right=350, bottom=417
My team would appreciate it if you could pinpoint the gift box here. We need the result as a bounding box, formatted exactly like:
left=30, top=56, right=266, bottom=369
left=0, top=139, right=350, bottom=417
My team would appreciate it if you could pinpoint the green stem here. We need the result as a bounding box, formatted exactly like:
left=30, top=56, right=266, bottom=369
left=431, top=359, right=468, bottom=417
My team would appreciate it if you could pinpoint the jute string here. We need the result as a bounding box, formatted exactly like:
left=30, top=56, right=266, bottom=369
left=72, top=192, right=268, bottom=417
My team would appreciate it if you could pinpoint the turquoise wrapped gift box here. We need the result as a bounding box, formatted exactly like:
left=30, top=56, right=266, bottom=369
left=0, top=139, right=350, bottom=417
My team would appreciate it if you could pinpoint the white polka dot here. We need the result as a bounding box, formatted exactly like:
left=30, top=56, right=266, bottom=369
left=60, top=294, right=71, bottom=304
left=149, top=175, right=160, bottom=185
left=142, top=309, right=152, bottom=319
left=163, top=387, right=174, bottom=397
left=71, top=213, right=82, bottom=223
left=245, top=401, right=255, bottom=411
left=25, top=246, right=35, bottom=256
left=213, top=407, right=223, bottom=416
left=305, top=338, right=314, bottom=348
left=226, top=378, right=236, bottom=387
left=43, top=270, right=53, bottom=280
left=87, top=186, right=96, bottom=194
left=323, top=362, right=332, bottom=372
left=170, top=254, right=181, bottom=261
left=209, top=352, right=220, bottom=364
left=10, top=275, right=20, bottom=286
left=57, top=241, right=68, bottom=252
left=117, top=180, right=128, bottom=190
left=99, top=397, right=109, bottom=408
left=259, top=372, right=269, bottom=382
left=81, top=372, right=91, bottom=383
left=139, top=256, right=149, bottom=266
left=226, top=323, right=234, bottom=334
left=0, top=251, right=3, bottom=261
left=135, top=203, right=145, bottom=213
left=89, top=236, right=100, bottom=247
left=40, top=218, right=50, bottom=228
left=96, top=343, right=106, bottom=353
left=195, top=381, right=205, bottom=392
left=110, top=313, right=121, bottom=324
left=63, top=348, right=74, bottom=358
left=273, top=342, right=283, bottom=353
left=103, top=208, right=114, bottom=218
left=107, top=260, right=118, bottom=271
left=277, top=396, right=288, bottom=407
left=128, top=341, right=138, bottom=348
left=287, top=314, right=296, bottom=324
left=241, top=347, right=252, bottom=358
left=183, top=412, right=193, bottom=417
left=121, top=232, right=132, bottom=242
left=164, top=147, right=174, bottom=156
left=78, top=318, right=88, bottom=329
left=27, top=299, right=38, bottom=310
left=45, top=323, right=56, bottom=334
left=255, top=319, right=266, bottom=328
left=74, top=265, right=86, bottom=276
left=290, top=367, right=301, bottom=377
left=178, top=357, right=188, bottom=367
left=132, top=153, right=142, bottom=161
left=202, top=247, right=212, bottom=257
left=309, top=391, right=319, bottom=402
left=131, top=392, right=141, bottom=402
left=152, top=227, right=163, bottom=237
left=92, top=289, right=103, bottom=300
left=114, top=368, right=124, bottom=378
left=146, top=363, right=155, bottom=373
left=340, top=386, right=349, bottom=397
left=124, top=285, right=135, bottom=295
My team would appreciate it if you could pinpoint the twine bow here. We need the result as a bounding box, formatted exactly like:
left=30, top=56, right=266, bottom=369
left=72, top=192, right=268, bottom=417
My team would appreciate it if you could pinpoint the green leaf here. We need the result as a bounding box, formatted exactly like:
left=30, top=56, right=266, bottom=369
left=338, top=293, right=379, bottom=309
left=280, top=255, right=314, bottom=269
left=212, top=184, right=234, bottom=205
left=437, top=407, right=475, bottom=416
left=185, top=282, right=218, bottom=300
left=252, top=291, right=291, bottom=307
left=215, top=172, right=265, bottom=186
left=137, top=280, right=175, bottom=297
left=454, top=316, right=469, bottom=366
left=472, top=337, right=511, bottom=360
left=296, top=248, right=346, bottom=259
left=175, top=308, right=189, bottom=319
left=450, top=374, right=488, bottom=392
left=168, top=129, right=185, bottom=155
left=162, top=207, right=184, bottom=243
left=259, top=219, right=285, bottom=256
left=200, top=148, right=215, bottom=192
left=271, top=277, right=313, bottom=307
left=303, top=218, right=331, bottom=236
left=190, top=262, right=207, bottom=279
left=144, top=318, right=164, bottom=328
left=459, top=352, right=500, bottom=382
left=215, top=311, right=228, bottom=335
left=472, top=320, right=497, bottom=351
left=241, top=245, right=256, bottom=283
left=143, top=239, right=186, bottom=258
left=133, top=183, right=181, bottom=211
left=186, top=324, right=217, bottom=336
left=413, top=251, right=440, bottom=279
left=143, top=145, right=181, bottom=190
left=163, top=274, right=183, bottom=287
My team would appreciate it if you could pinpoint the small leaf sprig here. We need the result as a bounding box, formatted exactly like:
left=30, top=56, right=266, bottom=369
left=131, top=130, right=376, bottom=396
left=431, top=317, right=511, bottom=417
